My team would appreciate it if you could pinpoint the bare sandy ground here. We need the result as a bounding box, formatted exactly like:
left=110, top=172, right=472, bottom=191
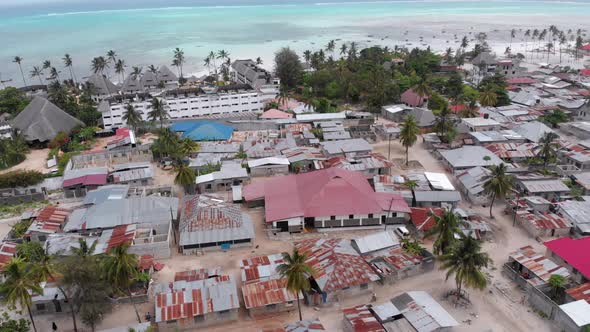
left=0, top=148, right=50, bottom=174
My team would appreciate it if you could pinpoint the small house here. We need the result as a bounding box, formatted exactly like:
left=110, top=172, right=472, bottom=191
left=248, top=156, right=290, bottom=177
left=195, top=162, right=249, bottom=193
left=401, top=88, right=428, bottom=107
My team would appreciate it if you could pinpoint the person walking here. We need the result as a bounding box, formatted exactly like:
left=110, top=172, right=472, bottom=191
left=52, top=322, right=58, bottom=331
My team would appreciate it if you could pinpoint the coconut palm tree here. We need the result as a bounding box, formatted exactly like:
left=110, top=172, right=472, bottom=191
left=439, top=234, right=491, bottom=301
left=326, top=40, right=336, bottom=55
left=115, top=59, right=126, bottom=83
left=173, top=48, right=185, bottom=79
left=62, top=54, right=76, bottom=84
left=303, top=50, right=312, bottom=65
left=148, top=97, right=168, bottom=129
left=461, top=36, right=468, bottom=49
left=483, top=163, right=513, bottom=218
left=130, top=66, right=142, bottom=80
left=174, top=163, right=196, bottom=193
left=348, top=42, right=358, bottom=59
left=413, top=80, right=431, bottom=100
left=509, top=29, right=516, bottom=49
left=147, top=64, right=158, bottom=75
left=548, top=274, right=566, bottom=302
left=179, top=137, right=199, bottom=157
left=479, top=89, right=497, bottom=107
left=0, top=258, right=42, bottom=332
left=91, top=56, right=110, bottom=96
left=122, top=104, right=143, bottom=133
left=559, top=34, right=567, bottom=63
left=29, top=248, right=79, bottom=331
left=49, top=67, right=60, bottom=81
left=13, top=56, right=27, bottom=87
left=30, top=66, right=44, bottom=85
left=203, top=57, right=212, bottom=76
left=399, top=115, right=419, bottom=166
left=256, top=57, right=263, bottom=65
left=208, top=51, right=217, bottom=78
left=102, top=243, right=141, bottom=323
left=427, top=209, right=462, bottom=255
left=277, top=249, right=315, bottom=321
left=534, top=132, right=560, bottom=168
left=459, top=100, right=479, bottom=118
left=339, top=44, right=348, bottom=57
left=524, top=29, right=531, bottom=58
left=107, top=50, right=117, bottom=65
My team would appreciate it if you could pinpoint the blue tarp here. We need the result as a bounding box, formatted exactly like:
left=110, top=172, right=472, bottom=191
left=170, top=121, right=234, bottom=141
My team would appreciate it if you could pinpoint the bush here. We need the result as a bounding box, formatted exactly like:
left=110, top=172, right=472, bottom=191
left=48, top=131, right=70, bottom=149
left=0, top=170, right=44, bottom=189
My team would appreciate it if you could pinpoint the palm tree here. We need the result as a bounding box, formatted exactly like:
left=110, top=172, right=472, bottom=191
left=107, top=50, right=117, bottom=64
left=399, top=115, right=420, bottom=166
left=548, top=274, right=566, bottom=302
left=0, top=258, right=42, bottom=332
left=277, top=249, right=315, bottom=321
left=559, top=34, right=567, bottom=63
left=326, top=40, right=336, bottom=55
left=71, top=238, right=97, bottom=258
left=147, top=64, right=158, bottom=75
left=131, top=66, right=142, bottom=80
left=29, top=249, right=78, bottom=331
left=461, top=36, right=469, bottom=49
left=179, top=137, right=199, bottom=157
left=256, top=57, right=263, bottom=65
left=173, top=48, right=185, bottom=79
left=534, top=132, right=560, bottom=168
left=427, top=209, right=462, bottom=255
left=509, top=29, right=516, bottom=49
left=91, top=56, right=110, bottom=96
left=49, top=67, right=60, bottom=81
left=115, top=59, right=126, bottom=83
left=439, top=235, right=491, bottom=301
left=413, top=80, right=431, bottom=100
left=13, top=56, right=27, bottom=87
left=174, top=163, right=196, bottom=193
left=340, top=44, right=348, bottom=57
left=122, top=104, right=143, bottom=133
left=348, top=42, right=358, bottom=59
left=524, top=29, right=531, bottom=58
left=303, top=50, right=312, bottom=65
left=30, top=66, right=44, bottom=85
left=102, top=244, right=141, bottom=323
left=483, top=163, right=513, bottom=218
left=459, top=100, right=479, bottom=118
left=148, top=97, right=168, bottom=129
left=208, top=51, right=217, bottom=78
left=217, top=49, right=230, bottom=79
left=63, top=54, right=76, bottom=84
left=479, top=89, right=497, bottom=107
left=203, top=57, right=211, bottom=76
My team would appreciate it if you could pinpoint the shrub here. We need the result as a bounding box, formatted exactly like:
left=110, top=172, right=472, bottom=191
left=48, top=131, right=70, bottom=149
left=0, top=170, right=44, bottom=189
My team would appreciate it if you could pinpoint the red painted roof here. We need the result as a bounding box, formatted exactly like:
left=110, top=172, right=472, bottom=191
left=342, top=305, right=385, bottom=332
left=401, top=88, right=427, bottom=107
left=244, top=169, right=408, bottom=223
left=449, top=104, right=466, bottom=113
left=544, top=237, right=590, bottom=279
left=580, top=69, right=590, bottom=77
left=507, top=77, right=537, bottom=85
left=0, top=242, right=17, bottom=271
left=580, top=44, right=590, bottom=51
left=138, top=255, right=154, bottom=271
left=410, top=207, right=445, bottom=232
left=106, top=224, right=135, bottom=251
left=63, top=173, right=108, bottom=188
left=260, top=109, right=293, bottom=119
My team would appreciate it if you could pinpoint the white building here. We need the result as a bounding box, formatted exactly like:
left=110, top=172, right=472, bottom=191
left=99, top=84, right=266, bottom=130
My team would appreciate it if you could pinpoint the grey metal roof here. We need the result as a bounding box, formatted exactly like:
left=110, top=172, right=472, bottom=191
left=456, top=166, right=491, bottom=197
left=390, top=291, right=459, bottom=331
left=414, top=190, right=462, bottom=203
left=64, top=196, right=178, bottom=231
left=521, top=180, right=570, bottom=193
left=12, top=96, right=84, bottom=142
left=83, top=184, right=130, bottom=205
left=514, top=121, right=555, bottom=143
left=351, top=231, right=400, bottom=255
left=439, top=146, right=503, bottom=169
left=179, top=195, right=255, bottom=246
left=321, top=138, right=372, bottom=155
left=111, top=163, right=154, bottom=183
left=196, top=163, right=248, bottom=184
left=323, top=130, right=351, bottom=140
left=63, top=166, right=109, bottom=181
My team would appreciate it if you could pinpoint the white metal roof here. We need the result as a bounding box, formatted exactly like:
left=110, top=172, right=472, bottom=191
left=424, top=172, right=455, bottom=191
left=296, top=112, right=346, bottom=122
left=247, top=156, right=290, bottom=168
left=560, top=300, right=590, bottom=327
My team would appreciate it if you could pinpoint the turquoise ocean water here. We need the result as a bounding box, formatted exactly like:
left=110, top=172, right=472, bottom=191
left=1, top=0, right=590, bottom=84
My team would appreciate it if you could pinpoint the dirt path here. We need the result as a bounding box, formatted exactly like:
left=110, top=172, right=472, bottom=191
left=0, top=148, right=50, bottom=174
